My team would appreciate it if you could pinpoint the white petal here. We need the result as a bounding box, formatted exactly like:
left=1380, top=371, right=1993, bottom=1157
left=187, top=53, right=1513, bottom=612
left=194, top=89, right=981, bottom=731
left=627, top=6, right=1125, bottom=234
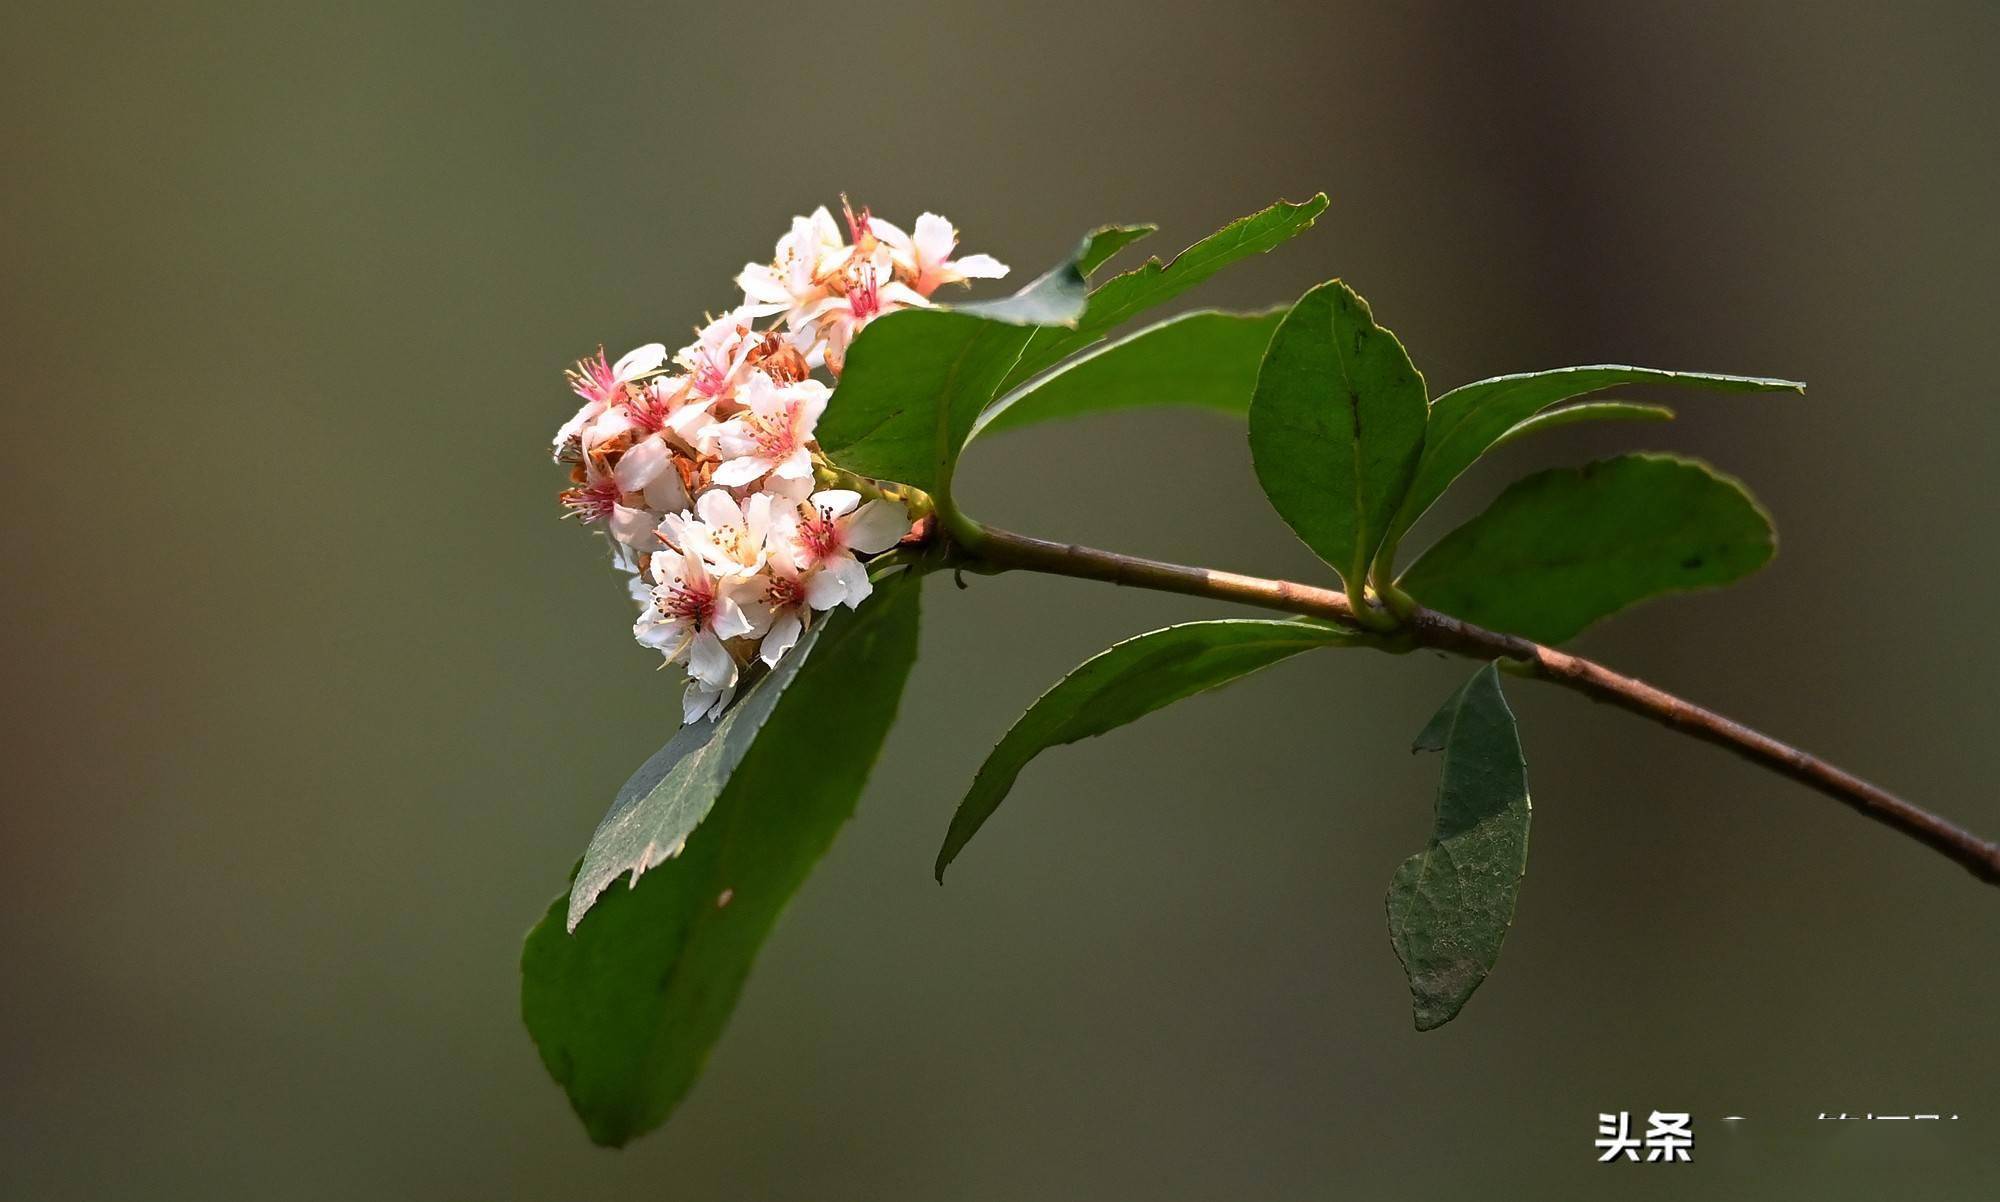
left=696, top=488, right=744, bottom=529
left=613, top=435, right=670, bottom=492
left=688, top=630, right=736, bottom=687
left=759, top=611, right=802, bottom=667
left=844, top=499, right=909, bottom=555
left=770, top=449, right=813, bottom=480
left=803, top=566, right=848, bottom=611
left=763, top=473, right=813, bottom=504
left=552, top=400, right=603, bottom=456
left=741, top=491, right=772, bottom=544
left=711, top=594, right=756, bottom=641
left=711, top=456, right=768, bottom=488
left=827, top=553, right=873, bottom=608
left=912, top=213, right=956, bottom=265
left=642, top=468, right=689, bottom=514
left=682, top=678, right=731, bottom=726
left=950, top=253, right=1009, bottom=279
left=612, top=343, right=668, bottom=380
left=609, top=504, right=660, bottom=548
left=810, top=489, right=861, bottom=518
left=879, top=280, right=931, bottom=308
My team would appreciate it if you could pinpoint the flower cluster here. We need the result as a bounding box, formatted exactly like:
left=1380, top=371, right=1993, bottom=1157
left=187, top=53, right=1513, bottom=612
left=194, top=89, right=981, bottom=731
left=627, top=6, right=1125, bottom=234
left=553, top=200, right=1006, bottom=723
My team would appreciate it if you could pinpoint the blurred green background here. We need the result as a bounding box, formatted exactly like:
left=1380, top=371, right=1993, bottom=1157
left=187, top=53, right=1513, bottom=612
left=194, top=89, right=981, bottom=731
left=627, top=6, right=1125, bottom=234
left=4, top=1, right=1997, bottom=1197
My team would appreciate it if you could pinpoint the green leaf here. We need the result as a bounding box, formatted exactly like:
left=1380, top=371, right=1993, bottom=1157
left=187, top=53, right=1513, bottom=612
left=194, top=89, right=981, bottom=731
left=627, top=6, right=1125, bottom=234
left=1387, top=662, right=1531, bottom=1031
left=935, top=618, right=1353, bottom=880
left=1075, top=223, right=1156, bottom=277
left=1487, top=400, right=1675, bottom=451
left=1399, top=453, right=1775, bottom=644
left=1247, top=280, right=1429, bottom=586
left=522, top=572, right=923, bottom=1146
left=814, top=245, right=1093, bottom=492
left=1383, top=365, right=1803, bottom=562
left=971, top=309, right=1284, bottom=440
left=993, top=195, right=1328, bottom=396
left=566, top=606, right=832, bottom=930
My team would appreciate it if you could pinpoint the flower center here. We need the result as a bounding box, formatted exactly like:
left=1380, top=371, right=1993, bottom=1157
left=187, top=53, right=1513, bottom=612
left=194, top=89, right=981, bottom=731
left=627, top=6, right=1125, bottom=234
left=797, top=505, right=843, bottom=563
left=659, top=581, right=714, bottom=627
left=558, top=478, right=620, bottom=521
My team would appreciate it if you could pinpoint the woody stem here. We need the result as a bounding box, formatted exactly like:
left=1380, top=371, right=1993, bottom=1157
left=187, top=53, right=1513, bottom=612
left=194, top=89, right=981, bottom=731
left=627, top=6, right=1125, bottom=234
left=953, top=519, right=2000, bottom=888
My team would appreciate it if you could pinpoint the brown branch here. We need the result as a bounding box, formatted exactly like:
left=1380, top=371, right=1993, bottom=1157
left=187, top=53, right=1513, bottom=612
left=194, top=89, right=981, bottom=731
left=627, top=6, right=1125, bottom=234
left=960, top=522, right=2000, bottom=887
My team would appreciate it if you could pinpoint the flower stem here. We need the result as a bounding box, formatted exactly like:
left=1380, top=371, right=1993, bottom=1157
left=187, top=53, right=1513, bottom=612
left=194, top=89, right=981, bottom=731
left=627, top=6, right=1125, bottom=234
left=954, top=519, right=2000, bottom=888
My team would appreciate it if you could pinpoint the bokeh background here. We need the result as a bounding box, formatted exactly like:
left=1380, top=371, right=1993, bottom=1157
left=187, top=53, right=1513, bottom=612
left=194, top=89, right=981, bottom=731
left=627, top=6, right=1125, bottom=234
left=4, top=1, right=1997, bottom=1197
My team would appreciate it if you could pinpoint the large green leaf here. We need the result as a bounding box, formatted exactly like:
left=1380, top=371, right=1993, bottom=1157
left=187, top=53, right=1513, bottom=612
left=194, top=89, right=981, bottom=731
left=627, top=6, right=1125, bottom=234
left=1387, top=661, right=1531, bottom=1031
left=935, top=618, right=1353, bottom=880
left=970, top=309, right=1283, bottom=440
left=993, top=195, right=1327, bottom=396
left=815, top=247, right=1092, bottom=493
left=522, top=571, right=923, bottom=1146
left=1382, top=365, right=1803, bottom=563
left=1399, top=453, right=1775, bottom=644
left=1247, top=280, right=1429, bottom=587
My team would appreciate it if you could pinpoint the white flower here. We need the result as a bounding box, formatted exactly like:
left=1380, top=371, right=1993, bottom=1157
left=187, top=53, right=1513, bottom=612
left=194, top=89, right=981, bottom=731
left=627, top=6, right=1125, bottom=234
left=880, top=212, right=1009, bottom=296
left=661, top=489, right=773, bottom=579
left=634, top=545, right=756, bottom=691
left=554, top=343, right=668, bottom=460
left=559, top=459, right=675, bottom=549
left=710, top=372, right=829, bottom=486
left=677, top=308, right=758, bottom=402
left=741, top=550, right=812, bottom=668
left=775, top=489, right=909, bottom=611
left=736, top=207, right=844, bottom=323
left=605, top=377, right=710, bottom=502
left=796, top=248, right=928, bottom=375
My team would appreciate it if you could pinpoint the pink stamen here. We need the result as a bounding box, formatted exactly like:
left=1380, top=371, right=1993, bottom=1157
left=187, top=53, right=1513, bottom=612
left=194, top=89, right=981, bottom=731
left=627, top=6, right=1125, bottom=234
left=849, top=264, right=882, bottom=320
left=559, top=478, right=620, bottom=522
left=659, top=581, right=715, bottom=627
left=765, top=574, right=804, bottom=610
left=566, top=347, right=619, bottom=405
left=796, top=503, right=843, bottom=564
left=841, top=193, right=872, bottom=243
left=751, top=406, right=797, bottom=457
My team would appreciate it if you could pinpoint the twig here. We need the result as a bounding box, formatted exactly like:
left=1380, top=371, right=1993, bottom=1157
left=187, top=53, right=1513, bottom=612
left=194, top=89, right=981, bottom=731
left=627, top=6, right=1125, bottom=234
left=956, top=521, right=2000, bottom=887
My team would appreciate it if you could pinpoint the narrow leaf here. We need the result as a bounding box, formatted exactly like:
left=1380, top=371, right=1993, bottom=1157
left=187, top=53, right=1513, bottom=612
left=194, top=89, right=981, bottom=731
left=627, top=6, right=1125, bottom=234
left=1075, top=223, right=1156, bottom=277
left=522, top=572, right=922, bottom=1146
left=936, top=618, right=1353, bottom=879
left=1385, top=365, right=1802, bottom=559
left=1399, top=453, right=1775, bottom=644
left=972, top=309, right=1284, bottom=440
left=1247, top=280, right=1429, bottom=586
left=1387, top=662, right=1531, bottom=1031
left=815, top=243, right=1092, bottom=493
left=1487, top=400, right=1675, bottom=451
left=994, top=195, right=1327, bottom=395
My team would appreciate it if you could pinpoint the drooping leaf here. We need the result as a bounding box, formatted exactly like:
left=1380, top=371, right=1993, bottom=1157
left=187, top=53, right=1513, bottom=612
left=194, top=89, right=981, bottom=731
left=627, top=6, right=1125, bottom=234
left=1074, top=223, right=1156, bottom=277
left=1247, top=280, right=1429, bottom=586
left=1399, top=453, right=1775, bottom=644
left=1387, top=661, right=1531, bottom=1031
left=1382, top=366, right=1803, bottom=562
left=993, top=195, right=1328, bottom=396
left=971, top=309, right=1284, bottom=440
left=935, top=618, right=1354, bottom=880
left=815, top=245, right=1092, bottom=493
left=1487, top=400, right=1675, bottom=451
left=522, top=572, right=923, bottom=1147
